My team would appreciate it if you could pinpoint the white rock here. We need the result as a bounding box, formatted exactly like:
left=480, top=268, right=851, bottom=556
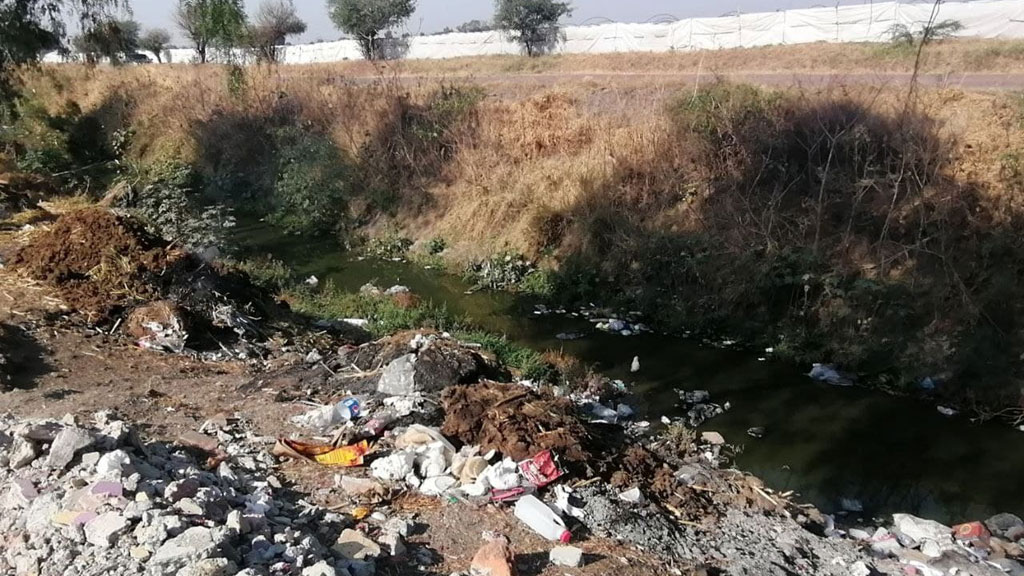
left=151, top=527, right=217, bottom=571
left=96, top=450, right=131, bottom=478
left=302, top=561, right=336, bottom=576
left=618, top=487, right=645, bottom=504
left=892, top=513, right=951, bottom=545
left=84, top=512, right=129, bottom=547
left=701, top=431, right=726, bottom=446
left=550, top=545, right=584, bottom=567
left=848, top=561, right=872, bottom=576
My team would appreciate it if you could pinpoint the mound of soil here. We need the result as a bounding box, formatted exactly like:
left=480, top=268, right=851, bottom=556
left=11, top=208, right=186, bottom=321
left=441, top=381, right=592, bottom=464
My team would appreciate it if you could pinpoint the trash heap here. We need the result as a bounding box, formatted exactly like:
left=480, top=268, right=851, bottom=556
left=276, top=331, right=922, bottom=575
left=0, top=411, right=384, bottom=576
left=841, top=512, right=1024, bottom=575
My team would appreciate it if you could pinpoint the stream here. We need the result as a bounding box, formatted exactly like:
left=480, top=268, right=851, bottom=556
left=236, top=222, right=1024, bottom=526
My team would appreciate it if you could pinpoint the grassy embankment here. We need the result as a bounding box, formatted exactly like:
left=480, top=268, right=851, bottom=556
left=4, top=40, right=1024, bottom=413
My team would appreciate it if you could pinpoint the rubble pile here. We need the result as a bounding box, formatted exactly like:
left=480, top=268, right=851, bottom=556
left=0, top=411, right=407, bottom=576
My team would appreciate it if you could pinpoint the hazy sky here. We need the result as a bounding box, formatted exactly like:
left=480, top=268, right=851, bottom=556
left=130, top=0, right=869, bottom=44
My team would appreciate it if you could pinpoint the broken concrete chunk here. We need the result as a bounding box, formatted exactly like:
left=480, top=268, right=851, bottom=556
left=5, top=478, right=38, bottom=509
left=700, top=431, right=726, bottom=446
left=9, top=438, right=39, bottom=468
left=151, top=526, right=219, bottom=571
left=179, top=431, right=219, bottom=454
left=333, top=529, right=381, bottom=560
left=549, top=545, right=584, bottom=567
left=46, top=426, right=94, bottom=469
left=84, top=512, right=130, bottom=547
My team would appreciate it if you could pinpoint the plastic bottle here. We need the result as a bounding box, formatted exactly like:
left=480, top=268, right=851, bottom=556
left=333, top=397, right=362, bottom=422
left=514, top=495, right=571, bottom=543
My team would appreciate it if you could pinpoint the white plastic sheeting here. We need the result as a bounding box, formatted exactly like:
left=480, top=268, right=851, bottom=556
left=42, top=0, right=1024, bottom=65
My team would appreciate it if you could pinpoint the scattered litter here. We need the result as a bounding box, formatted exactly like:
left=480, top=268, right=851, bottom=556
left=272, top=439, right=370, bottom=467
left=515, top=495, right=571, bottom=543
left=519, top=450, right=564, bottom=488
left=746, top=427, right=766, bottom=439
left=631, top=356, right=641, bottom=373
left=618, top=487, right=645, bottom=505
left=305, top=275, right=319, bottom=287
left=937, top=406, right=958, bottom=417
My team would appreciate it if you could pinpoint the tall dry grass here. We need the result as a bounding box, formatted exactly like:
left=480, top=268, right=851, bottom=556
left=13, top=62, right=1024, bottom=407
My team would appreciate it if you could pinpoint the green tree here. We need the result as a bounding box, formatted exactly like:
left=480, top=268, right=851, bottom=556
left=246, top=0, right=307, bottom=63
left=326, top=0, right=415, bottom=60
left=174, top=0, right=246, bottom=63
left=139, top=27, right=171, bottom=62
left=1, top=0, right=125, bottom=107
left=73, top=19, right=139, bottom=64
left=494, top=0, right=571, bottom=57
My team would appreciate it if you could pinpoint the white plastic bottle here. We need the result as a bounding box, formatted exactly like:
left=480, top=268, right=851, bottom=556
left=514, top=495, right=571, bottom=543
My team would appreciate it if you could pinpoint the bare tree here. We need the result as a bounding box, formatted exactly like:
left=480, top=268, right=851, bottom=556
left=246, top=0, right=307, bottom=63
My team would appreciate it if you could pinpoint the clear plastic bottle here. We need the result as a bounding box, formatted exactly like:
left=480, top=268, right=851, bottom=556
left=514, top=495, right=571, bottom=543
left=333, top=397, right=362, bottom=422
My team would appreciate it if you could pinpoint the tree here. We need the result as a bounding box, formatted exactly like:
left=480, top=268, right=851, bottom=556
left=494, top=0, right=571, bottom=57
left=246, top=0, right=307, bottom=63
left=326, top=0, right=415, bottom=60
left=456, top=19, right=493, bottom=33
left=1, top=0, right=125, bottom=105
left=174, top=0, right=246, bottom=64
left=73, top=19, right=139, bottom=64
left=139, top=28, right=171, bottom=63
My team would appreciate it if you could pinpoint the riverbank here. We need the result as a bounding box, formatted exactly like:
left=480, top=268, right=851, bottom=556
left=1, top=204, right=1021, bottom=576
left=7, top=59, right=1024, bottom=413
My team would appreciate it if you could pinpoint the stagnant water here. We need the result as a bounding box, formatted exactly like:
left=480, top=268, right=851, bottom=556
left=236, top=222, right=1024, bottom=526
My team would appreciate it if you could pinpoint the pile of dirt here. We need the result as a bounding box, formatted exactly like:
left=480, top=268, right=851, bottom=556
left=0, top=172, right=54, bottom=220
left=10, top=208, right=186, bottom=321
left=441, top=381, right=592, bottom=465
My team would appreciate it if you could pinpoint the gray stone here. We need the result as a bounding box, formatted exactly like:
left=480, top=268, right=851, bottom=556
left=151, top=527, right=219, bottom=572
left=342, top=560, right=376, bottom=576
left=25, top=492, right=60, bottom=535
left=174, top=498, right=205, bottom=516
left=165, top=479, right=201, bottom=503
left=84, top=512, right=129, bottom=547
left=334, top=529, right=381, bottom=560
left=549, top=546, right=583, bottom=567
left=987, top=514, right=1024, bottom=539
left=180, top=558, right=236, bottom=576
left=226, top=510, right=250, bottom=534
left=848, top=528, right=872, bottom=541
left=46, top=427, right=94, bottom=469
left=5, top=478, right=38, bottom=509
left=10, top=438, right=39, bottom=468
left=302, top=561, right=337, bottom=576
left=377, top=354, right=417, bottom=396
left=848, top=561, right=872, bottom=576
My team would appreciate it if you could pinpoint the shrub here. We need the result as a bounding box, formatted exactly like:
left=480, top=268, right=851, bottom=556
left=269, top=126, right=351, bottom=235
left=119, top=161, right=236, bottom=251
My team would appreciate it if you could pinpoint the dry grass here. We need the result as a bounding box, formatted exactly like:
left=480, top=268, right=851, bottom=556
left=16, top=62, right=1024, bottom=261
left=282, top=38, right=1024, bottom=77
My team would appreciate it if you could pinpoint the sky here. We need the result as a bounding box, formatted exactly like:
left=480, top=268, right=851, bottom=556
left=129, top=0, right=871, bottom=44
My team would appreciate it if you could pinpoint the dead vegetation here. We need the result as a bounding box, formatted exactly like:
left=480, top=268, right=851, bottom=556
left=8, top=55, right=1024, bottom=405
